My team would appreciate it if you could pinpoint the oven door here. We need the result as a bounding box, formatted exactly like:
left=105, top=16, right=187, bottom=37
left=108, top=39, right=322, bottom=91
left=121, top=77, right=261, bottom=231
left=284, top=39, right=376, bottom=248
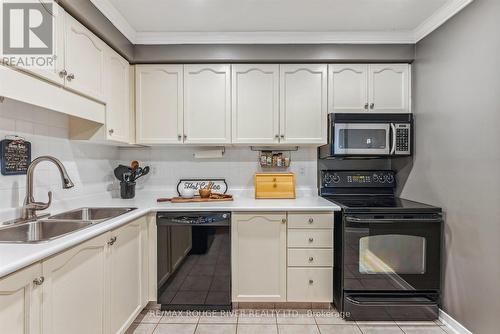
left=334, top=123, right=391, bottom=156
left=343, top=214, right=441, bottom=292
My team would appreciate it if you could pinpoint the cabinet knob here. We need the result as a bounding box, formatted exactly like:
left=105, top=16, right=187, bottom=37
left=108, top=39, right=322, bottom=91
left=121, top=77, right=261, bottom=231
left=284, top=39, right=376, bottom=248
left=370, top=103, right=375, bottom=109
left=108, top=129, right=114, bottom=135
left=281, top=218, right=287, bottom=224
left=280, top=134, right=285, bottom=139
left=364, top=103, right=368, bottom=110
left=273, top=183, right=278, bottom=188
left=108, top=236, right=117, bottom=246
left=309, top=279, right=314, bottom=285
left=33, top=276, right=45, bottom=286
left=178, top=135, right=182, bottom=141
left=309, top=257, right=314, bottom=262
left=59, top=69, right=67, bottom=78
left=308, top=237, right=314, bottom=242
left=308, top=218, right=314, bottom=224
left=67, top=73, right=75, bottom=81
left=183, top=134, right=187, bottom=140
left=275, top=134, right=280, bottom=139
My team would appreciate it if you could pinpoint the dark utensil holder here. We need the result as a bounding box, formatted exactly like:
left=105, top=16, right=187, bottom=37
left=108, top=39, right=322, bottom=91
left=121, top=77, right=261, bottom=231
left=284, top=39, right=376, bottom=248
left=120, top=181, right=136, bottom=199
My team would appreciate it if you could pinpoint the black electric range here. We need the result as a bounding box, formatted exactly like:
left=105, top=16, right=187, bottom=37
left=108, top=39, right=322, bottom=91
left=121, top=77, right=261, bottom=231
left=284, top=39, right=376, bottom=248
left=320, top=170, right=442, bottom=321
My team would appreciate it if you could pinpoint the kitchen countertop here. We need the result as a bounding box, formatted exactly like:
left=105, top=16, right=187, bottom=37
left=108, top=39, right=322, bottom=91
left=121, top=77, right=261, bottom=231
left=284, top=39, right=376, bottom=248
left=0, top=191, right=340, bottom=278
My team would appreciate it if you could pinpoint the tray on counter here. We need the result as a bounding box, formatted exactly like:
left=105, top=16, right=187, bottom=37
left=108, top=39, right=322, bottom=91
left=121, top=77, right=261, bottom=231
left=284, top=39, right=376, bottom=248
left=157, top=194, right=233, bottom=203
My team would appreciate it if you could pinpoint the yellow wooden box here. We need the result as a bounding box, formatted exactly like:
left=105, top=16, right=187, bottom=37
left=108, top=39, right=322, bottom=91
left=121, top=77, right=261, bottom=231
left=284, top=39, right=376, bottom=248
left=255, top=173, right=296, bottom=199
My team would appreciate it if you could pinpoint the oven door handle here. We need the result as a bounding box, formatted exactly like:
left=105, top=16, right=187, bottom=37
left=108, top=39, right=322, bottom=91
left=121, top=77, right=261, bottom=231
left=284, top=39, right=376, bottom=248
left=345, top=216, right=442, bottom=224
left=345, top=296, right=437, bottom=306
left=390, top=123, right=397, bottom=155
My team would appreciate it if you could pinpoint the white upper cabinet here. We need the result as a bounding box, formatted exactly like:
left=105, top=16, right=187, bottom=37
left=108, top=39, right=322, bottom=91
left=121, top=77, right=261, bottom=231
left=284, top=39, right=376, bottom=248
left=232, top=64, right=280, bottom=144
left=184, top=64, right=231, bottom=144
left=104, top=48, right=130, bottom=143
left=369, top=64, right=410, bottom=113
left=136, top=65, right=184, bottom=144
left=329, top=64, right=369, bottom=113
left=280, top=64, right=327, bottom=144
left=64, top=13, right=106, bottom=102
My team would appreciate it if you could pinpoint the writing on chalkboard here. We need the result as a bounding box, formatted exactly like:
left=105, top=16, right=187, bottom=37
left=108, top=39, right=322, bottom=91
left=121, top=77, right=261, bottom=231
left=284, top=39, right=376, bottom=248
left=1, top=138, right=32, bottom=176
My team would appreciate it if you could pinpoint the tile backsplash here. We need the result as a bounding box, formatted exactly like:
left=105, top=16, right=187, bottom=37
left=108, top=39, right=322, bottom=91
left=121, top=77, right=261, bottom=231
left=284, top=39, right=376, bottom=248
left=118, top=146, right=318, bottom=194
left=0, top=98, right=119, bottom=213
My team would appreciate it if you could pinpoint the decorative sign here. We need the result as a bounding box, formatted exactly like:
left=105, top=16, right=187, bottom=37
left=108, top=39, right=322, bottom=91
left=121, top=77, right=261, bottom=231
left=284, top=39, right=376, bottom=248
left=177, top=179, right=228, bottom=196
left=1, top=137, right=32, bottom=176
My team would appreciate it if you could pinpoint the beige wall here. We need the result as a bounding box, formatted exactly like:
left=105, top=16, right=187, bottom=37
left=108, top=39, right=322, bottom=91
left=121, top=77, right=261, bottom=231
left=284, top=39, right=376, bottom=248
left=401, top=0, right=500, bottom=333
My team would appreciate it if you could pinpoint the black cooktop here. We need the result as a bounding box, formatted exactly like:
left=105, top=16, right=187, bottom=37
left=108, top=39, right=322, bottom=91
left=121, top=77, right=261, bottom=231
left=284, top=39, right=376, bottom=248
left=323, top=195, right=442, bottom=213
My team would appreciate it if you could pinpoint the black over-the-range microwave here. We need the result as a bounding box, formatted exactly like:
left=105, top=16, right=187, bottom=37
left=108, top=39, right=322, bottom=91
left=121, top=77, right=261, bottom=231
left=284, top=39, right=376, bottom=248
left=319, top=113, right=413, bottom=159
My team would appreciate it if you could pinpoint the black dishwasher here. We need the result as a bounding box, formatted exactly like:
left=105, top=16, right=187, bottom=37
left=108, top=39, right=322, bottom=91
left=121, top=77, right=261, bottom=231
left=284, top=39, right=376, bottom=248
left=156, top=212, right=231, bottom=311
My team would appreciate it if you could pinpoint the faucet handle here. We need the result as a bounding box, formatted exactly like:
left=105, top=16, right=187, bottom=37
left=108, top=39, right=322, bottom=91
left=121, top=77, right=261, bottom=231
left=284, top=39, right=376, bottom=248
left=28, top=191, right=52, bottom=211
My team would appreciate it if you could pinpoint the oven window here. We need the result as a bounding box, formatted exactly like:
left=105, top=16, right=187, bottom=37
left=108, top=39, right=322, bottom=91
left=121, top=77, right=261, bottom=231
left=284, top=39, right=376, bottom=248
left=359, top=235, right=426, bottom=274
left=338, top=129, right=387, bottom=149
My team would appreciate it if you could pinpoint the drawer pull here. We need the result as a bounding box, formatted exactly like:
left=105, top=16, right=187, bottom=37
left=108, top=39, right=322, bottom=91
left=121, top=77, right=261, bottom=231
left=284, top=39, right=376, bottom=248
left=33, top=276, right=45, bottom=286
left=308, top=218, right=314, bottom=224
left=309, top=279, right=314, bottom=285
left=273, top=178, right=277, bottom=182
left=308, top=238, right=314, bottom=242
left=309, top=257, right=314, bottom=262
left=282, top=218, right=287, bottom=224
left=273, top=183, right=278, bottom=188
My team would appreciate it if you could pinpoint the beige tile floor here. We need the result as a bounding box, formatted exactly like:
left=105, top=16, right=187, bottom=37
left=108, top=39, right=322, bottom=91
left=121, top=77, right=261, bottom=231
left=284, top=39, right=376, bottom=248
left=126, top=308, right=453, bottom=334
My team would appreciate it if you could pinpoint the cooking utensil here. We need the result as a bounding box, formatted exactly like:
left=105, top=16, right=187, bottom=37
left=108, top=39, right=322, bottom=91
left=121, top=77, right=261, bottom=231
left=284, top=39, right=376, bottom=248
left=133, top=166, right=150, bottom=181
left=130, top=160, right=139, bottom=170
left=114, top=165, right=131, bottom=181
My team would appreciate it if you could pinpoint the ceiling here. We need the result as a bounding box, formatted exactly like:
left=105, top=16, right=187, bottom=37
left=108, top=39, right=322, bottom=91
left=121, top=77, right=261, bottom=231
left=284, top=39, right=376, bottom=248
left=90, top=0, right=474, bottom=44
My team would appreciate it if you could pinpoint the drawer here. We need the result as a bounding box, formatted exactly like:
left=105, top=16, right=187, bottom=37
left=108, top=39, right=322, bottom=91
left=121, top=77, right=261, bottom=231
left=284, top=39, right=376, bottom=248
left=288, top=229, right=333, bottom=248
left=288, top=212, right=334, bottom=229
left=288, top=249, right=333, bottom=267
left=255, top=173, right=295, bottom=199
left=287, top=268, right=333, bottom=302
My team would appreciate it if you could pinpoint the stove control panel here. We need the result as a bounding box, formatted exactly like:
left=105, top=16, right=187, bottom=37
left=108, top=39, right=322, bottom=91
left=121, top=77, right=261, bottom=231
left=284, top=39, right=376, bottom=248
left=321, top=170, right=396, bottom=188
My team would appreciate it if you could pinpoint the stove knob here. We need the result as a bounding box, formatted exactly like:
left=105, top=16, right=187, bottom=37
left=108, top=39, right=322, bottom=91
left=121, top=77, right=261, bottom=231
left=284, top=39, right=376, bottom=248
left=332, top=174, right=340, bottom=183
left=373, top=174, right=379, bottom=182
left=386, top=175, right=395, bottom=183
left=323, top=174, right=334, bottom=184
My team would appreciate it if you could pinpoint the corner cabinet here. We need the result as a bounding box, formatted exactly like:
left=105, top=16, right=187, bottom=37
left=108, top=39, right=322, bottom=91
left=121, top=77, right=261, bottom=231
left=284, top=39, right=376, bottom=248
left=135, top=65, right=184, bottom=145
left=232, top=64, right=280, bottom=144
left=329, top=64, right=411, bottom=114
left=0, top=264, right=42, bottom=334
left=184, top=64, right=232, bottom=144
left=231, top=213, right=287, bottom=302
left=280, top=64, right=328, bottom=145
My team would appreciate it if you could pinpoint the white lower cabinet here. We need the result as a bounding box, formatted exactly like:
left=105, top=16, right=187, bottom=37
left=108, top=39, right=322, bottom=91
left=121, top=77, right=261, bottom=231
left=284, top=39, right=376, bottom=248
left=107, top=217, right=149, bottom=334
left=0, top=264, right=42, bottom=334
left=231, top=212, right=287, bottom=302
left=41, top=233, right=109, bottom=334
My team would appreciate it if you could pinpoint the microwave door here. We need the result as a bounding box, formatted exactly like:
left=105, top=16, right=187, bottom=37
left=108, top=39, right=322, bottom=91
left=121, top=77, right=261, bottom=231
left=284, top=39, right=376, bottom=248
left=334, top=123, right=391, bottom=156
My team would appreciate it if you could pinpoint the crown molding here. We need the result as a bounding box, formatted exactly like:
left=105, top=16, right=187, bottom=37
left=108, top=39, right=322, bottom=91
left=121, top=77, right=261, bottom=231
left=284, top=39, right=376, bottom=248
left=90, top=0, right=137, bottom=43
left=91, top=0, right=474, bottom=45
left=413, top=0, right=474, bottom=42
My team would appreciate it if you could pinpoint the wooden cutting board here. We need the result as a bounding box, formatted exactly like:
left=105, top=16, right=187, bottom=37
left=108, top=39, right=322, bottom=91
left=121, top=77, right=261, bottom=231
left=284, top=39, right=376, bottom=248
left=157, top=195, right=233, bottom=203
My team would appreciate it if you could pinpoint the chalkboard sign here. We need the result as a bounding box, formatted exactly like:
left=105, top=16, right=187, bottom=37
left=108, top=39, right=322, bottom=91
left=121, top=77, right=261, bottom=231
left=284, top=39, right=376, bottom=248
left=1, top=138, right=32, bottom=175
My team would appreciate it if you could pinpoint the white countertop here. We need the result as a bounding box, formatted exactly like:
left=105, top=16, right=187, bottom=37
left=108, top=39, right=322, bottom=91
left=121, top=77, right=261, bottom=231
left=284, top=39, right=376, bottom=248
left=0, top=191, right=340, bottom=278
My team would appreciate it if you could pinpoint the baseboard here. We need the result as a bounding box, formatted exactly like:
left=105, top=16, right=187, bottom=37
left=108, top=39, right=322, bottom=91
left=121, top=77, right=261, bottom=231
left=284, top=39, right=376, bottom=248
left=439, top=309, right=473, bottom=334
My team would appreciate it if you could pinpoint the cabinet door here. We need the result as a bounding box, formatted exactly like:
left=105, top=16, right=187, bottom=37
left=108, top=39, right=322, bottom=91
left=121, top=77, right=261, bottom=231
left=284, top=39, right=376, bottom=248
left=329, top=64, right=368, bottom=113
left=232, top=64, right=279, bottom=144
left=6, top=2, right=66, bottom=85
left=104, top=47, right=130, bottom=143
left=107, top=219, right=147, bottom=334
left=136, top=65, right=184, bottom=144
left=369, top=64, right=410, bottom=113
left=42, top=233, right=108, bottom=334
left=280, top=64, right=327, bottom=144
left=184, top=64, right=231, bottom=144
left=0, top=264, right=42, bottom=334
left=64, top=13, right=105, bottom=102
left=232, top=213, right=287, bottom=302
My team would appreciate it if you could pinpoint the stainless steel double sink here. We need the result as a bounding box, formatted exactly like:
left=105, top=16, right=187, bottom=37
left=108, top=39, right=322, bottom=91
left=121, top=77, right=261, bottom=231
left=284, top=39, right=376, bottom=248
left=0, top=207, right=137, bottom=243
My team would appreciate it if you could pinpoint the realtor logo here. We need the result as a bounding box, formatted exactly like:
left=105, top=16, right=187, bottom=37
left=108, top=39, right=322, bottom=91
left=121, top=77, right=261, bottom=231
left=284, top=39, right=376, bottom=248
left=3, top=1, right=53, bottom=55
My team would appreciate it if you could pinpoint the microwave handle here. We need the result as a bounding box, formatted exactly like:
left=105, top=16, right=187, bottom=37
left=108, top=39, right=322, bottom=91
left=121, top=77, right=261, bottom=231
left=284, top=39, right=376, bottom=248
left=390, top=123, right=397, bottom=155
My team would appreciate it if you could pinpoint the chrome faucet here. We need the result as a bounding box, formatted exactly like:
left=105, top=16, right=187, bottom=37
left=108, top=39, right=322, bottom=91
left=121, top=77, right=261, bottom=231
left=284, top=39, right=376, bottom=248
left=22, top=156, right=74, bottom=220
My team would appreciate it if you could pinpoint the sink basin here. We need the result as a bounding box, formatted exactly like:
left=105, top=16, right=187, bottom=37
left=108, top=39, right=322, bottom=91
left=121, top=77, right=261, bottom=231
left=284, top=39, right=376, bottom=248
left=48, top=207, right=137, bottom=222
left=0, top=220, right=93, bottom=243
